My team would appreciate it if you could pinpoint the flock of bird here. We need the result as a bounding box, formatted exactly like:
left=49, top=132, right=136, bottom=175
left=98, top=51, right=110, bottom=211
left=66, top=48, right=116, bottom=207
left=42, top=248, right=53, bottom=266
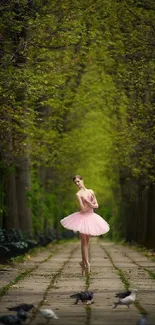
left=0, top=289, right=150, bottom=325
left=0, top=303, right=58, bottom=325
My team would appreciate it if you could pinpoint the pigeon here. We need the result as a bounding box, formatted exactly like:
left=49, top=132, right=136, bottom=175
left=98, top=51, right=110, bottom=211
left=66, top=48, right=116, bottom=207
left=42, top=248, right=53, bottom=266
left=136, top=315, right=148, bottom=325
left=115, top=290, right=132, bottom=299
left=7, top=303, right=34, bottom=312
left=0, top=311, right=27, bottom=325
left=39, top=309, right=59, bottom=320
left=15, top=311, right=27, bottom=322
left=0, top=315, right=22, bottom=325
left=70, top=291, right=94, bottom=304
left=113, top=289, right=137, bottom=308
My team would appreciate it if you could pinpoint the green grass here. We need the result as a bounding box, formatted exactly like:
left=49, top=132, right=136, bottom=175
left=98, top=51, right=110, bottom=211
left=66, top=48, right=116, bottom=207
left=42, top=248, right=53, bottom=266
left=0, top=264, right=10, bottom=270
left=85, top=272, right=90, bottom=290
left=10, top=254, right=30, bottom=263
left=85, top=304, right=92, bottom=325
left=116, top=269, right=130, bottom=290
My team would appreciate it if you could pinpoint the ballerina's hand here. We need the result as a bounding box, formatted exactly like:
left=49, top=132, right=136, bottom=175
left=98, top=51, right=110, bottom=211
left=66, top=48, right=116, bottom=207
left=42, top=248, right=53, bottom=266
left=84, top=198, right=98, bottom=209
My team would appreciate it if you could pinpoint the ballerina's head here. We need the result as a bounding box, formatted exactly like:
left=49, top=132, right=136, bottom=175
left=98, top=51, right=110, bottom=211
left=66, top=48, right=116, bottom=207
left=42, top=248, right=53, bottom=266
left=73, top=175, right=85, bottom=189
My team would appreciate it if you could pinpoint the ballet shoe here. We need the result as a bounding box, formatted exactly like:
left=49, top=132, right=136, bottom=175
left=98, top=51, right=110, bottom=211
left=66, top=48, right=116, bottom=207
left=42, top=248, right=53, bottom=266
left=79, top=261, right=86, bottom=275
left=85, top=262, right=91, bottom=274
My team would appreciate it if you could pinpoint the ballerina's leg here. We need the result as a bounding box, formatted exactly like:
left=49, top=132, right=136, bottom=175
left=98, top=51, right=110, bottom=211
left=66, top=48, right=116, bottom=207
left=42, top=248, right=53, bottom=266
left=80, top=233, right=87, bottom=275
left=80, top=233, right=90, bottom=274
left=85, top=234, right=91, bottom=273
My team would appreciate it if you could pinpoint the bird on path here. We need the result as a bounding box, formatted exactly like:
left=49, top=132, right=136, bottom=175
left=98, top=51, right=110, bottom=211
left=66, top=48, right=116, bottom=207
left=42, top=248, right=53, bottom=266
left=70, top=291, right=94, bottom=304
left=15, top=311, right=27, bottom=322
left=115, top=290, right=132, bottom=299
left=113, top=289, right=137, bottom=308
left=39, top=309, right=59, bottom=320
left=0, top=311, right=27, bottom=325
left=7, top=303, right=34, bottom=312
left=136, top=315, right=149, bottom=325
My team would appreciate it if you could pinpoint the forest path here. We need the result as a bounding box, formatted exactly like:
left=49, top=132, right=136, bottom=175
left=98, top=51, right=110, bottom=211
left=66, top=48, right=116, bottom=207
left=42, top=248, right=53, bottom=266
left=0, top=239, right=155, bottom=325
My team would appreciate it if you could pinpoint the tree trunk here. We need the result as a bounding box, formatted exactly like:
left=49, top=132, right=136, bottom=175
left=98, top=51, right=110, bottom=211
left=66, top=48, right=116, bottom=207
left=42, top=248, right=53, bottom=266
left=124, top=200, right=137, bottom=243
left=16, top=155, right=32, bottom=235
left=119, top=173, right=138, bottom=243
left=5, top=169, right=19, bottom=229
left=135, top=183, right=148, bottom=245
left=145, top=183, right=155, bottom=248
left=39, top=166, right=47, bottom=232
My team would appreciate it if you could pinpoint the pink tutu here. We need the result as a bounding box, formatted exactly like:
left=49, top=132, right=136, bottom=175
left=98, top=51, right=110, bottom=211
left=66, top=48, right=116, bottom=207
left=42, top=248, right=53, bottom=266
left=60, top=209, right=110, bottom=236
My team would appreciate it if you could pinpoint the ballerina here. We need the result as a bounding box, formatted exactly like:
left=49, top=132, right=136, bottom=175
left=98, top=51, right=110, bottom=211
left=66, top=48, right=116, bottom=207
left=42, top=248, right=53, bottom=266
left=60, top=175, right=110, bottom=275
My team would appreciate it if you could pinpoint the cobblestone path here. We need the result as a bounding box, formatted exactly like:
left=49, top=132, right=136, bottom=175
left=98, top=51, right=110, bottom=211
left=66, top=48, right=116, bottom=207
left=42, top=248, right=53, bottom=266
left=0, top=239, right=155, bottom=325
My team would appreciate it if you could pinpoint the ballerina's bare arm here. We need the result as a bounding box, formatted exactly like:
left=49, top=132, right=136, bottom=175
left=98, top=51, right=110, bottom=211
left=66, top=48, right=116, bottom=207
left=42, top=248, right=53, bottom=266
left=85, top=190, right=99, bottom=209
left=76, top=193, right=87, bottom=212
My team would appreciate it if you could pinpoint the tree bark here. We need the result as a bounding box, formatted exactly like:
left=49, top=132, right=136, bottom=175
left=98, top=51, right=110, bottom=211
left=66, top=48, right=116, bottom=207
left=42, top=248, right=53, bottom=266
left=145, top=183, right=155, bottom=248
left=135, top=183, right=148, bottom=245
left=5, top=170, right=19, bottom=229
left=16, top=155, right=32, bottom=235
left=39, top=166, right=47, bottom=232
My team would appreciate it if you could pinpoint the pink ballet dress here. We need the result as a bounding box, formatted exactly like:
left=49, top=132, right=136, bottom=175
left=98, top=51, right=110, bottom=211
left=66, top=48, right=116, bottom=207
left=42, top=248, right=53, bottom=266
left=60, top=191, right=110, bottom=236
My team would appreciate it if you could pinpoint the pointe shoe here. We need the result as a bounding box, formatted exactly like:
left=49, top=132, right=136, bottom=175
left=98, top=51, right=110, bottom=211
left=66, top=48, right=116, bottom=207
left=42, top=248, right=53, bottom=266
left=79, top=261, right=86, bottom=275
left=85, top=262, right=91, bottom=274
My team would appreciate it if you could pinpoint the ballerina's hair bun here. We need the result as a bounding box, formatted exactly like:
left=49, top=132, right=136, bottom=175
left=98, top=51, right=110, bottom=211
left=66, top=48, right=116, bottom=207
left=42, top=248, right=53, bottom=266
left=72, top=175, right=83, bottom=182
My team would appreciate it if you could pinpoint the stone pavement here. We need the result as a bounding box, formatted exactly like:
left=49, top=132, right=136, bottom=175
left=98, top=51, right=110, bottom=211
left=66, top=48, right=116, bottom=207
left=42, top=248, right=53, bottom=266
left=0, top=239, right=155, bottom=325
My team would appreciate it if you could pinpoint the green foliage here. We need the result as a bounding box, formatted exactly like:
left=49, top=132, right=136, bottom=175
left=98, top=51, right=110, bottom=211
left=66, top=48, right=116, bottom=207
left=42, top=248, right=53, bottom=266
left=0, top=0, right=155, bottom=244
left=27, top=171, right=57, bottom=232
